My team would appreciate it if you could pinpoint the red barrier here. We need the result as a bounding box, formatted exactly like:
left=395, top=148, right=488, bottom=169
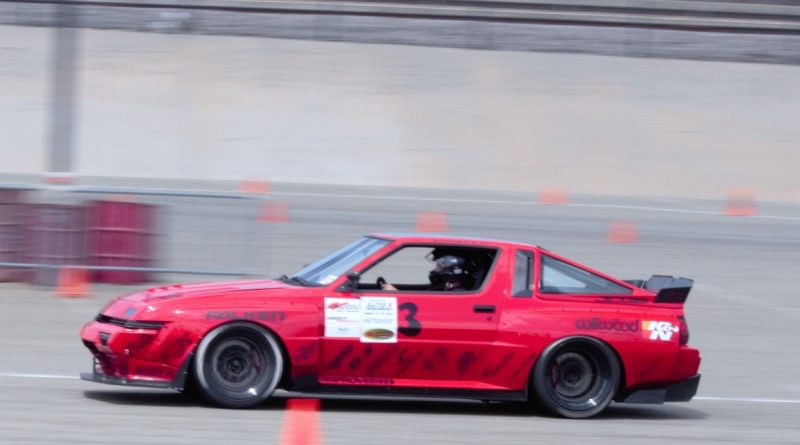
left=90, top=201, right=157, bottom=284
left=28, top=205, right=89, bottom=286
left=0, top=189, right=29, bottom=282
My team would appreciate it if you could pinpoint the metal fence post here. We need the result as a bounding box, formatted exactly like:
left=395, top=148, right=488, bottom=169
left=49, top=0, right=79, bottom=175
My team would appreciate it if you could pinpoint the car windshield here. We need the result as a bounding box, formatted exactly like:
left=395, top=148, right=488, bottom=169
left=289, top=237, right=391, bottom=285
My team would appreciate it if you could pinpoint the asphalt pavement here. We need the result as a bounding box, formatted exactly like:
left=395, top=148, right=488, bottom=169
left=1, top=187, right=799, bottom=444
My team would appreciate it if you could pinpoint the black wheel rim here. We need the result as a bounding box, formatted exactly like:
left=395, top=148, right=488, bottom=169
left=207, top=335, right=273, bottom=400
left=545, top=347, right=613, bottom=413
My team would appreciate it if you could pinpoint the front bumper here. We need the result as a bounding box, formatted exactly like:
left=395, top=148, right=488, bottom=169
left=80, top=319, right=193, bottom=390
left=618, top=374, right=701, bottom=404
left=80, top=363, right=175, bottom=389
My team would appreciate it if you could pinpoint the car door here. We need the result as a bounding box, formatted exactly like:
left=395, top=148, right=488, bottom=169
left=318, top=244, right=506, bottom=389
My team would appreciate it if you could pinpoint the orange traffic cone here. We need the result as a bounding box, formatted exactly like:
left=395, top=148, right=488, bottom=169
left=725, top=188, right=756, bottom=216
left=278, top=398, right=322, bottom=445
left=259, top=201, right=289, bottom=223
left=56, top=267, right=89, bottom=298
left=415, top=211, right=447, bottom=232
left=607, top=221, right=639, bottom=244
left=240, top=180, right=271, bottom=194
left=43, top=172, right=75, bottom=185
left=538, top=188, right=569, bottom=205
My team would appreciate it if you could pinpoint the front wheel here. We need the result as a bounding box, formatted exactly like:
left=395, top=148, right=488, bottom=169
left=193, top=322, right=284, bottom=408
left=532, top=337, right=620, bottom=418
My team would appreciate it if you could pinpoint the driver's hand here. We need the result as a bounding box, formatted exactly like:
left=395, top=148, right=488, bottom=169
left=381, top=282, right=397, bottom=291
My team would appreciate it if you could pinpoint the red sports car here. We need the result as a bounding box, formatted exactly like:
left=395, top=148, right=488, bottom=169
left=80, top=234, right=701, bottom=418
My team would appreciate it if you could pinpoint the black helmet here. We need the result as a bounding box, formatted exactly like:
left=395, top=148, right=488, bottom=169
left=428, top=255, right=468, bottom=289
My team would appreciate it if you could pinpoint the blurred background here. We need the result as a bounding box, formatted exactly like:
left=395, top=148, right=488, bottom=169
left=1, top=1, right=799, bottom=444
left=1, top=0, right=798, bottom=283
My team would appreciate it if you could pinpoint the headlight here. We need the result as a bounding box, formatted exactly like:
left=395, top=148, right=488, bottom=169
left=95, top=314, right=166, bottom=330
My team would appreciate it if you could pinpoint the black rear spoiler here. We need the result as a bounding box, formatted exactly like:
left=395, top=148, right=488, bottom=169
left=624, top=275, right=694, bottom=304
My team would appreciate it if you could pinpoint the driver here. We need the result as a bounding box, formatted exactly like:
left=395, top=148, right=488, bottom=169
left=428, top=255, right=469, bottom=291
left=380, top=255, right=469, bottom=291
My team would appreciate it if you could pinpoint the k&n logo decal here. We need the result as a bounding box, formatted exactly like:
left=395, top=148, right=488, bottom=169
left=642, top=320, right=679, bottom=341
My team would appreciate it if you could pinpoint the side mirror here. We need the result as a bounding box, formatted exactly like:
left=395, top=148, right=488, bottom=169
left=343, top=270, right=360, bottom=291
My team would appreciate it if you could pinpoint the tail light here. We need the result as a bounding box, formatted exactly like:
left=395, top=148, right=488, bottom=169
left=677, top=316, right=689, bottom=345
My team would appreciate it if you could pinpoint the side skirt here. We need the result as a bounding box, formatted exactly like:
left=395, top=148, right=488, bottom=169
left=304, top=385, right=527, bottom=402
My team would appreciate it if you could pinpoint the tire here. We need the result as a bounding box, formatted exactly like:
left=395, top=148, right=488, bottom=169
left=531, top=337, right=620, bottom=419
left=193, top=322, right=284, bottom=408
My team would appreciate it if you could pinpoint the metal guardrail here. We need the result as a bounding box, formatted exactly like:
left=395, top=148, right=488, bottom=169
left=0, top=262, right=249, bottom=275
left=4, top=0, right=799, bottom=33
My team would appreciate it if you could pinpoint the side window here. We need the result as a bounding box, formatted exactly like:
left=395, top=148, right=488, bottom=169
left=361, top=246, right=434, bottom=288
left=512, top=250, right=533, bottom=297
left=540, top=254, right=632, bottom=295
left=359, top=245, right=498, bottom=292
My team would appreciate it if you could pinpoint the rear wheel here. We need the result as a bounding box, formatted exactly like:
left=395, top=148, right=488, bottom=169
left=532, top=337, right=620, bottom=418
left=193, top=322, right=283, bottom=408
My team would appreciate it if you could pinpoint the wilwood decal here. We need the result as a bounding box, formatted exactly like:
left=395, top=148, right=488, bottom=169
left=575, top=317, right=639, bottom=332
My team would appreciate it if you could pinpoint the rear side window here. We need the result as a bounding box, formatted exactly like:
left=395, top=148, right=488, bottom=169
left=540, top=255, right=631, bottom=295
left=512, top=250, right=534, bottom=297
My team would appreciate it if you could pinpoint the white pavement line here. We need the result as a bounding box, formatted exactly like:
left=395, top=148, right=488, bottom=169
left=271, top=191, right=800, bottom=221
left=273, top=191, right=545, bottom=205
left=0, top=373, right=77, bottom=380
left=694, top=396, right=800, bottom=404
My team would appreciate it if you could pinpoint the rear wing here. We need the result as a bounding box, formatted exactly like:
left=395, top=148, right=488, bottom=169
left=624, top=275, right=694, bottom=304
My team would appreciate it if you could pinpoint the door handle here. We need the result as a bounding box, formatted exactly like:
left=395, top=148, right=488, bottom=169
left=473, top=304, right=496, bottom=313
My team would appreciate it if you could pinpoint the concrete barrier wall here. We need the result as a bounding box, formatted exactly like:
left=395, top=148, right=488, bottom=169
left=1, top=25, right=799, bottom=201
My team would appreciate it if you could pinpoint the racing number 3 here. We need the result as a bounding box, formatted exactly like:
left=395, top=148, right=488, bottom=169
left=398, top=302, right=422, bottom=337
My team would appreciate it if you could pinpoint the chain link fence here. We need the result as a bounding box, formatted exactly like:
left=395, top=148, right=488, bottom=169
left=0, top=184, right=272, bottom=285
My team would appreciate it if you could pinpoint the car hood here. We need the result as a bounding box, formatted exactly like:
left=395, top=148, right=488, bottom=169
left=97, top=279, right=308, bottom=321
left=116, top=279, right=296, bottom=304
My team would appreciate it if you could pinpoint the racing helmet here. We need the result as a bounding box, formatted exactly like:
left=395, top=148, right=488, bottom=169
left=428, top=255, right=469, bottom=288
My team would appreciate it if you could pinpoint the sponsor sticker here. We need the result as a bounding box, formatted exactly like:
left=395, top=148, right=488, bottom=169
left=363, top=328, right=394, bottom=340
left=642, top=320, right=679, bottom=341
left=324, top=297, right=362, bottom=338
left=575, top=317, right=639, bottom=332
left=323, top=296, right=398, bottom=343
left=360, top=297, right=398, bottom=343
